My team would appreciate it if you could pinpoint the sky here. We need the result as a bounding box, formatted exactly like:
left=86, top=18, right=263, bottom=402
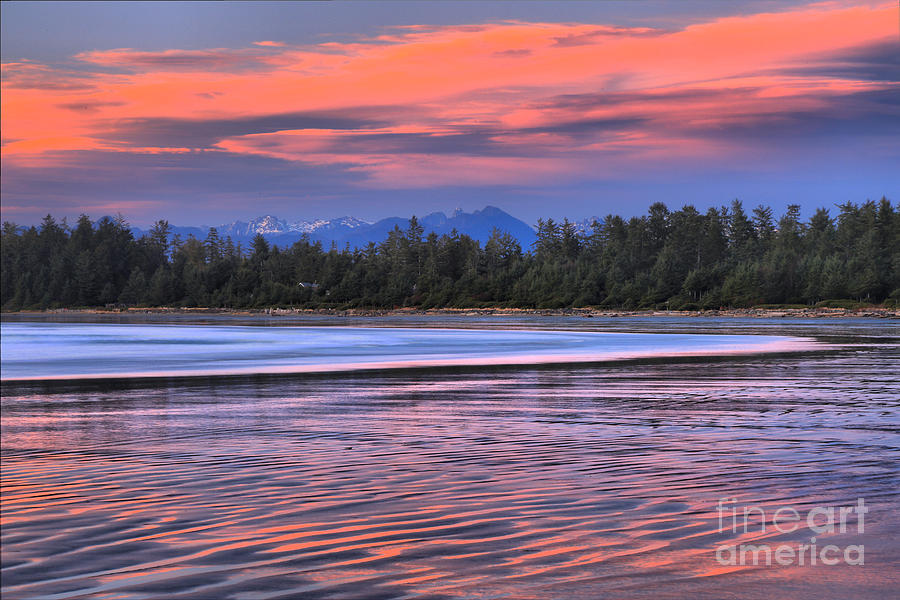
left=1, top=1, right=897, bottom=227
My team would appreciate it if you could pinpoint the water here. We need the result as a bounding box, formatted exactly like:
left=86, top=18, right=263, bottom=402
left=1, top=316, right=898, bottom=599
left=1, top=321, right=817, bottom=380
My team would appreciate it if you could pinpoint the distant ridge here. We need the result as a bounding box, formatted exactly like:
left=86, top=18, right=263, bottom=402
left=131, top=206, right=537, bottom=249
left=216, top=215, right=371, bottom=239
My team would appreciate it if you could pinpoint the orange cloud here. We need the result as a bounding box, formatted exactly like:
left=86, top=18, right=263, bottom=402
left=2, top=1, right=896, bottom=187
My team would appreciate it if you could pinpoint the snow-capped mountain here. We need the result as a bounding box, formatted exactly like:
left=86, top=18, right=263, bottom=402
left=573, top=217, right=601, bottom=236
left=290, top=216, right=369, bottom=233
left=131, top=207, right=536, bottom=249
left=218, top=215, right=371, bottom=238
left=223, top=215, right=290, bottom=237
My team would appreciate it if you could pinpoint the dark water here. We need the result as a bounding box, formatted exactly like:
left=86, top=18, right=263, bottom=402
left=2, top=317, right=898, bottom=599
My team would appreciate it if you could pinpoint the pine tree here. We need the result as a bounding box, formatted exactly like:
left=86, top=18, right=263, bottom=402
left=118, top=268, right=148, bottom=305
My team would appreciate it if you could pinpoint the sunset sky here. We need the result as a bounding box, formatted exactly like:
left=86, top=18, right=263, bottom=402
left=2, top=1, right=897, bottom=226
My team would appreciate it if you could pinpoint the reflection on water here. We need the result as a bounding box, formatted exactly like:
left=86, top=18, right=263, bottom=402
left=1, top=318, right=898, bottom=599
left=1, top=322, right=817, bottom=380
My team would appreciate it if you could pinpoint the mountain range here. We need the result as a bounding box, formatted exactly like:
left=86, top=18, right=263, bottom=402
left=131, top=206, right=540, bottom=250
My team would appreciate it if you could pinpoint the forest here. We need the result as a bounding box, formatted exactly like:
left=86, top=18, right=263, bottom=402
left=2, top=199, right=898, bottom=311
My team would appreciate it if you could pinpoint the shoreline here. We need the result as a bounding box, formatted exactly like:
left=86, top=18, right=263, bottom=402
left=4, top=306, right=899, bottom=319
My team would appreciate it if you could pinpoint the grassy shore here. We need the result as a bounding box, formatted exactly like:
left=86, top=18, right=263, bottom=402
left=5, top=306, right=899, bottom=319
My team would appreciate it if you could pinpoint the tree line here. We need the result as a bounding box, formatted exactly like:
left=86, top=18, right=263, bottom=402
left=2, top=198, right=898, bottom=311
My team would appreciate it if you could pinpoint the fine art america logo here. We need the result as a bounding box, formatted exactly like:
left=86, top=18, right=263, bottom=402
left=715, top=497, right=867, bottom=566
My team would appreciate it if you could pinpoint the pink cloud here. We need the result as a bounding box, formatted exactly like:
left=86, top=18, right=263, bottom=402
left=74, top=48, right=277, bottom=70
left=2, top=1, right=896, bottom=187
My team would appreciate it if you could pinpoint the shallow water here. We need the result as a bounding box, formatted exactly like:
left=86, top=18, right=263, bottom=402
left=1, top=317, right=899, bottom=599
left=0, top=321, right=815, bottom=380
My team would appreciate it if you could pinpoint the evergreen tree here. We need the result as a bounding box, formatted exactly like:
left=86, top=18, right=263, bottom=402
left=119, top=268, right=148, bottom=305
left=4, top=200, right=897, bottom=311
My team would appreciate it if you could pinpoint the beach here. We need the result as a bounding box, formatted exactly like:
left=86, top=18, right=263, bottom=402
left=2, top=315, right=898, bottom=599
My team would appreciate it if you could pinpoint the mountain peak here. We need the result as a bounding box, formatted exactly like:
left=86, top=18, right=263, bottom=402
left=137, top=206, right=536, bottom=250
left=247, top=215, right=289, bottom=234
left=478, top=205, right=505, bottom=216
